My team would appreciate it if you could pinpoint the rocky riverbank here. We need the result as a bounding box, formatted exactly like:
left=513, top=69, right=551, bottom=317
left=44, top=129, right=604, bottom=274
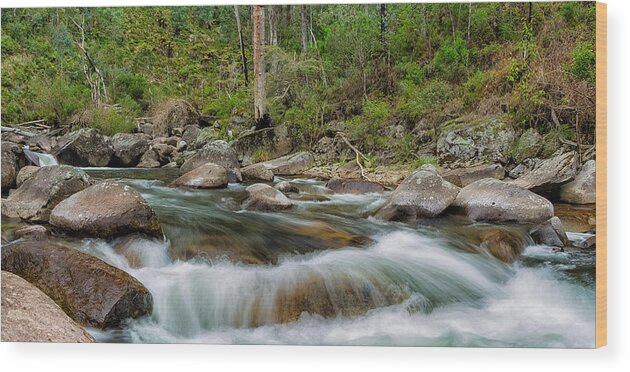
left=0, top=115, right=597, bottom=342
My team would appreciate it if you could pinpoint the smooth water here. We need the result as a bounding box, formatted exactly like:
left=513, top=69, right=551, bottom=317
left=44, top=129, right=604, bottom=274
left=70, top=176, right=595, bottom=347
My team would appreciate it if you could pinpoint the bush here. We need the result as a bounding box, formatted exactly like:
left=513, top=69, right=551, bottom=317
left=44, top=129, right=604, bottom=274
left=433, top=38, right=470, bottom=83
left=413, top=155, right=438, bottom=168
left=398, top=79, right=454, bottom=121
left=32, top=76, right=90, bottom=126
left=150, top=98, right=199, bottom=136
left=566, top=41, right=595, bottom=82
left=90, top=107, right=136, bottom=136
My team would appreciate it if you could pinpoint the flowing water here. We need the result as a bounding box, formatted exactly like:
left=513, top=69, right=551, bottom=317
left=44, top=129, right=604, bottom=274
left=57, top=172, right=595, bottom=347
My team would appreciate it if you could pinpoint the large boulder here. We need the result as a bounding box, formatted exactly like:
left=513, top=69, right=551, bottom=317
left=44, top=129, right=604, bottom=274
left=171, top=163, right=228, bottom=189
left=529, top=216, right=568, bottom=247
left=1, top=271, right=95, bottom=342
left=451, top=178, right=554, bottom=224
left=511, top=128, right=543, bottom=163
left=325, top=178, right=385, bottom=194
left=53, top=128, right=113, bottom=167
left=511, top=151, right=577, bottom=192
left=374, top=165, right=460, bottom=221
left=241, top=163, right=275, bottom=182
left=260, top=151, right=315, bottom=176
left=1, top=240, right=153, bottom=329
left=232, top=124, right=297, bottom=166
left=1, top=141, right=26, bottom=191
left=181, top=140, right=242, bottom=182
left=242, top=183, right=293, bottom=211
left=2, top=165, right=92, bottom=222
left=137, top=148, right=161, bottom=168
left=436, top=117, right=517, bottom=165
left=560, top=160, right=596, bottom=204
left=15, top=165, right=40, bottom=188
left=49, top=181, right=163, bottom=238
left=110, top=133, right=150, bottom=167
left=440, top=163, right=505, bottom=187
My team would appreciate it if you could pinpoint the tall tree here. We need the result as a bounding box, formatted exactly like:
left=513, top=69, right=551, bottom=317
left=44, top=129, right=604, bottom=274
left=234, top=5, right=248, bottom=87
left=300, top=4, right=308, bottom=53
left=252, top=5, right=267, bottom=126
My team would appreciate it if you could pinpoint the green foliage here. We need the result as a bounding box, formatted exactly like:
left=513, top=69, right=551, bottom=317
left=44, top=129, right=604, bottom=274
left=413, top=155, right=438, bottom=169
left=566, top=41, right=596, bottom=82
left=252, top=147, right=271, bottom=163
left=32, top=76, right=91, bottom=126
left=398, top=79, right=454, bottom=121
left=90, top=108, right=136, bottom=136
left=346, top=99, right=392, bottom=150
left=433, top=38, right=470, bottom=83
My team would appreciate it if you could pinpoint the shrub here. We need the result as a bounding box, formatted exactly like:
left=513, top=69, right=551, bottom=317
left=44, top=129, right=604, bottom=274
left=90, top=107, right=136, bottom=136
left=413, top=155, right=438, bottom=169
left=150, top=98, right=199, bottom=136
left=32, top=75, right=90, bottom=126
left=565, top=41, right=595, bottom=82
left=433, top=38, right=470, bottom=83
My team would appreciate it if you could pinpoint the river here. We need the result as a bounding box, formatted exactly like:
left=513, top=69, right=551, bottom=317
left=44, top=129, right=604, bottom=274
left=65, top=170, right=595, bottom=347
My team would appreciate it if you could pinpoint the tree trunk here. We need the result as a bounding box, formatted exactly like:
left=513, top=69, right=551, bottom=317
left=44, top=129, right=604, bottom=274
left=234, top=5, right=248, bottom=87
left=300, top=4, right=308, bottom=53
left=467, top=3, right=472, bottom=43
left=252, top=5, right=267, bottom=126
left=268, top=5, right=278, bottom=73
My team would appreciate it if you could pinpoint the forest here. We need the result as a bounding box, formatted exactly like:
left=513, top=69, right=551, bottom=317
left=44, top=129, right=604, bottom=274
left=1, top=2, right=596, bottom=165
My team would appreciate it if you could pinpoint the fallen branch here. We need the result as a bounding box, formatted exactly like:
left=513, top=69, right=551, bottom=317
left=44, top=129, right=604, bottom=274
left=15, top=119, right=46, bottom=127
left=335, top=132, right=372, bottom=181
left=1, top=126, right=37, bottom=137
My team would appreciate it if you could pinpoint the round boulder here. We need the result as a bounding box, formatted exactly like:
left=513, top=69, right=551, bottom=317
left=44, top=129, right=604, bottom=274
left=242, top=183, right=293, bottom=211
left=451, top=178, right=554, bottom=224
left=241, top=163, right=275, bottom=182
left=110, top=133, right=150, bottom=167
left=1, top=165, right=92, bottom=222
left=560, top=160, right=596, bottom=204
left=171, top=162, right=228, bottom=189
left=49, top=180, right=163, bottom=238
left=15, top=165, right=40, bottom=188
left=374, top=164, right=460, bottom=221
left=181, top=140, right=242, bottom=182
left=325, top=178, right=385, bottom=194
left=1, top=241, right=153, bottom=329
left=529, top=216, right=568, bottom=247
left=1, top=271, right=95, bottom=342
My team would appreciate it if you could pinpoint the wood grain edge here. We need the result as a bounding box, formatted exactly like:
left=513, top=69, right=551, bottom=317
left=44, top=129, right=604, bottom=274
left=595, top=1, right=607, bottom=349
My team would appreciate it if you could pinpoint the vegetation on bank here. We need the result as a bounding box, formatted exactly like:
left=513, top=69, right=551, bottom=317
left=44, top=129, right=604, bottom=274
left=1, top=2, right=596, bottom=162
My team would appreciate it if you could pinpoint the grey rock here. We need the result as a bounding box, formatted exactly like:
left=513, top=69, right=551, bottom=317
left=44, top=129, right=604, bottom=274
left=560, top=160, right=596, bottom=204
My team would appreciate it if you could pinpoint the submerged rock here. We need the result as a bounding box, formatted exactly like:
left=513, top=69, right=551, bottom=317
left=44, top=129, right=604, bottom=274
left=529, top=216, right=568, bottom=247
left=440, top=163, right=505, bottom=187
left=1, top=240, right=153, bottom=328
left=1, top=271, right=95, bottom=342
left=242, top=183, right=293, bottom=211
left=181, top=140, right=242, bottom=182
left=1, top=165, right=92, bottom=222
left=451, top=178, right=554, bottom=224
left=53, top=128, right=113, bottom=167
left=478, top=229, right=525, bottom=263
left=14, top=224, right=49, bottom=241
left=325, top=178, right=385, bottom=194
left=241, top=163, right=275, bottom=182
left=374, top=165, right=459, bottom=221
left=511, top=151, right=577, bottom=192
left=171, top=162, right=228, bottom=189
left=260, top=151, right=315, bottom=176
left=560, top=160, right=596, bottom=204
left=50, top=180, right=163, bottom=238
left=274, top=180, right=299, bottom=193
left=110, top=133, right=150, bottom=167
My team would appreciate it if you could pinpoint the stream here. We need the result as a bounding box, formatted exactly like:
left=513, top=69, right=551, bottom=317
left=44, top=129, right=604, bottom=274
left=62, top=169, right=595, bottom=347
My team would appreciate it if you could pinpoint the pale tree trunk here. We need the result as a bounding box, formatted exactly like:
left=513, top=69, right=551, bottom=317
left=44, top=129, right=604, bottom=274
left=300, top=4, right=308, bottom=53
left=467, top=3, right=472, bottom=43
left=234, top=5, right=248, bottom=87
left=252, top=5, right=267, bottom=125
left=72, top=15, right=108, bottom=107
left=268, top=5, right=279, bottom=73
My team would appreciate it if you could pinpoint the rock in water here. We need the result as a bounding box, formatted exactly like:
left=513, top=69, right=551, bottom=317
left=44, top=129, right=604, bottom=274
left=560, top=160, right=596, bottom=204
left=440, top=163, right=505, bottom=187
left=231, top=125, right=296, bottom=166
left=529, top=216, right=568, bottom=247
left=2, top=165, right=92, bottom=222
left=49, top=181, right=163, bottom=238
left=260, top=151, right=315, bottom=176
left=510, top=151, right=577, bottom=192
left=180, top=140, right=242, bottom=182
left=171, top=163, right=228, bottom=189
left=14, top=224, right=49, bottom=241
left=241, top=163, right=275, bottom=182
left=325, top=178, right=385, bottom=194
left=274, top=180, right=299, bottom=193
left=478, top=229, right=525, bottom=263
left=137, top=148, right=161, bottom=168
left=1, top=271, right=95, bottom=342
left=53, top=128, right=113, bottom=167
left=110, top=133, right=150, bottom=167
left=242, top=183, right=293, bottom=211
left=15, top=165, right=40, bottom=188
left=451, top=178, right=554, bottom=224
left=374, top=165, right=459, bottom=221
left=1, top=241, right=153, bottom=329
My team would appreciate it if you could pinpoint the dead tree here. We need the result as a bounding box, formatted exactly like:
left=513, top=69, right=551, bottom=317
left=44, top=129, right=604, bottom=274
left=72, top=15, right=108, bottom=106
left=234, top=5, right=249, bottom=87
left=252, top=5, right=268, bottom=128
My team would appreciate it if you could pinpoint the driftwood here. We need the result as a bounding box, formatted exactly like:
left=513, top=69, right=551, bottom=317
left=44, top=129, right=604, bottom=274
left=1, top=126, right=37, bottom=138
left=335, top=132, right=372, bottom=181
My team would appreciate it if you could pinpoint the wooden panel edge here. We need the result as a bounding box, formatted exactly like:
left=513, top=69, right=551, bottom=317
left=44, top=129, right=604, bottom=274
left=595, top=1, right=607, bottom=349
